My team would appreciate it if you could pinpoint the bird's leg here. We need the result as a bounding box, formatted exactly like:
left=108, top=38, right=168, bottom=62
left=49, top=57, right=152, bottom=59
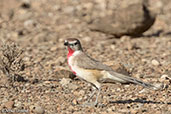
left=81, top=82, right=101, bottom=107
left=87, top=88, right=97, bottom=103
left=94, top=87, right=101, bottom=106
left=82, top=88, right=101, bottom=107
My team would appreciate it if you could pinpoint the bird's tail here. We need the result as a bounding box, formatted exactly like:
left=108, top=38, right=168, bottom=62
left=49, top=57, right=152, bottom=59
left=107, top=71, right=157, bottom=89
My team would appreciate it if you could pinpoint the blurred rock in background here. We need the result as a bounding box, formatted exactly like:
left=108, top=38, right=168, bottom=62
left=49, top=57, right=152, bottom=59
left=89, top=0, right=163, bottom=37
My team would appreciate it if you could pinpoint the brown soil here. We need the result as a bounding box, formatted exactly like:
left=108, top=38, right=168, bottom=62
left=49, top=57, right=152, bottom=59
left=0, top=0, right=170, bottom=114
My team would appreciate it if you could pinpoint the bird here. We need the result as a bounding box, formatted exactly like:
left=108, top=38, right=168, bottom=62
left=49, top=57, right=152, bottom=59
left=64, top=38, right=157, bottom=106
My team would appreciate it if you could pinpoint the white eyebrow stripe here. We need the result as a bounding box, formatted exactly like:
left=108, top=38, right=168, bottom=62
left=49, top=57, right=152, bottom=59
left=68, top=41, right=77, bottom=44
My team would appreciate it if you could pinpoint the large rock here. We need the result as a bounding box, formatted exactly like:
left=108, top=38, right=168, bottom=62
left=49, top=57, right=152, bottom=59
left=89, top=1, right=156, bottom=37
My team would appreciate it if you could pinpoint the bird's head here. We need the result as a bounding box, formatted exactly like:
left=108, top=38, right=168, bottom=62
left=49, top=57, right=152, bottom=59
left=64, top=38, right=83, bottom=55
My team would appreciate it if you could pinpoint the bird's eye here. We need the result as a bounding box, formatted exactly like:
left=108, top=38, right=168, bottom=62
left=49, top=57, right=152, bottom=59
left=74, top=42, right=78, bottom=45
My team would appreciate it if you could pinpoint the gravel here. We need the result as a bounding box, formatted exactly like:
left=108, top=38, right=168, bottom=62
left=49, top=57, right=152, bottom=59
left=0, top=0, right=170, bottom=113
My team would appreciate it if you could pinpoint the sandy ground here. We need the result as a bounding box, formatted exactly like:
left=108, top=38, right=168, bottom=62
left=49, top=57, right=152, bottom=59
left=0, top=0, right=170, bottom=113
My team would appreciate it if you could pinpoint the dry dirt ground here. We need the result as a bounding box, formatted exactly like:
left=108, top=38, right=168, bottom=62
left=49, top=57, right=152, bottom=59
left=0, top=0, right=171, bottom=114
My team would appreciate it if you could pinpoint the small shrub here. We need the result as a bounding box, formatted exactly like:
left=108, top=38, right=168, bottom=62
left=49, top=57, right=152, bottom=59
left=0, top=41, right=25, bottom=83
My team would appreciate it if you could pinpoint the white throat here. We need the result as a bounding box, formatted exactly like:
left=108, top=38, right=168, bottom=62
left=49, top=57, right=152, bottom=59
left=68, top=50, right=81, bottom=65
left=72, top=50, right=81, bottom=56
left=67, top=50, right=93, bottom=80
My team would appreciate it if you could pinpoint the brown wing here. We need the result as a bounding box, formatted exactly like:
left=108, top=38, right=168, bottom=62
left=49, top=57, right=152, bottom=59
left=74, top=52, right=113, bottom=71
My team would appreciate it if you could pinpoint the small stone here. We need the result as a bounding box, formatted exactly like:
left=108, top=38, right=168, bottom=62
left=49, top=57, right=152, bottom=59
left=107, top=108, right=113, bottom=112
left=33, top=106, right=45, bottom=114
left=151, top=59, right=160, bottom=66
left=119, top=109, right=130, bottom=113
left=124, top=85, right=130, bottom=88
left=131, top=110, right=139, bottom=114
left=4, top=101, right=14, bottom=109
left=82, top=36, right=92, bottom=42
left=141, top=58, right=148, bottom=62
left=139, top=89, right=149, bottom=93
left=160, top=74, right=170, bottom=81
left=43, top=81, right=51, bottom=85
left=72, top=99, right=78, bottom=105
left=68, top=83, right=78, bottom=90
left=18, top=11, right=32, bottom=21
left=79, top=90, right=85, bottom=95
left=50, top=46, right=57, bottom=51
left=11, top=32, right=18, bottom=38
left=59, top=78, right=71, bottom=86
left=116, top=88, right=121, bottom=91
left=77, top=97, right=83, bottom=101
left=73, top=91, right=79, bottom=96
left=107, top=40, right=115, bottom=46
left=153, top=83, right=164, bottom=90
left=14, top=101, right=22, bottom=107
left=120, top=35, right=130, bottom=42
left=24, top=19, right=35, bottom=28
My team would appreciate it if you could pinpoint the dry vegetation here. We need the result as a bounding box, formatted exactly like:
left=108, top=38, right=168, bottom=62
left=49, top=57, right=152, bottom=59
left=0, top=41, right=25, bottom=84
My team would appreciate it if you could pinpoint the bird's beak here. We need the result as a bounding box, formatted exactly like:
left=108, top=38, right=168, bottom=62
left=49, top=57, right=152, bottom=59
left=64, top=42, right=68, bottom=46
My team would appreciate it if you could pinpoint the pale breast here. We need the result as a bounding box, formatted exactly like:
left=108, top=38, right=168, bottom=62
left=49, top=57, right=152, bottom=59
left=68, top=51, right=96, bottom=81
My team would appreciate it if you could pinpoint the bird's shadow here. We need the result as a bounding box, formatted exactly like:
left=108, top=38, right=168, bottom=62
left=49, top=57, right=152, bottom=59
left=109, top=98, right=171, bottom=105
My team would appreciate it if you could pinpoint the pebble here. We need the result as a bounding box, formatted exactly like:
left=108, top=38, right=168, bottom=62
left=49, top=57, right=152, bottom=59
left=82, top=36, right=92, bottom=42
left=72, top=99, right=78, bottom=105
left=18, top=11, right=32, bottom=21
left=153, top=83, right=164, bottom=90
left=33, top=106, right=45, bottom=114
left=77, top=97, right=83, bottom=101
left=43, top=81, right=51, bottom=85
left=116, top=88, right=121, bottom=91
left=107, top=108, right=113, bottom=112
left=68, top=83, right=78, bottom=90
left=14, top=101, right=22, bottom=107
left=79, top=90, right=85, bottom=95
left=141, top=58, right=148, bottom=63
left=124, top=85, right=130, bottom=88
left=119, top=109, right=130, bottom=113
left=151, top=59, right=160, bottom=66
left=73, top=91, right=79, bottom=96
left=120, top=36, right=130, bottom=42
left=160, top=74, right=170, bottom=81
left=24, top=19, right=35, bottom=28
left=50, top=46, right=57, bottom=51
left=4, top=101, right=14, bottom=109
left=59, top=78, right=71, bottom=86
left=110, top=45, right=115, bottom=50
left=139, top=89, right=149, bottom=93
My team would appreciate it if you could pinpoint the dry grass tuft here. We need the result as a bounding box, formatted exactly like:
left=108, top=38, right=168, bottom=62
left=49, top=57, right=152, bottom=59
left=0, top=41, right=25, bottom=84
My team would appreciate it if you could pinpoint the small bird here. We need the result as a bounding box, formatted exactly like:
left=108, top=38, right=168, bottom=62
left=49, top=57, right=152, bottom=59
left=64, top=38, right=156, bottom=106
